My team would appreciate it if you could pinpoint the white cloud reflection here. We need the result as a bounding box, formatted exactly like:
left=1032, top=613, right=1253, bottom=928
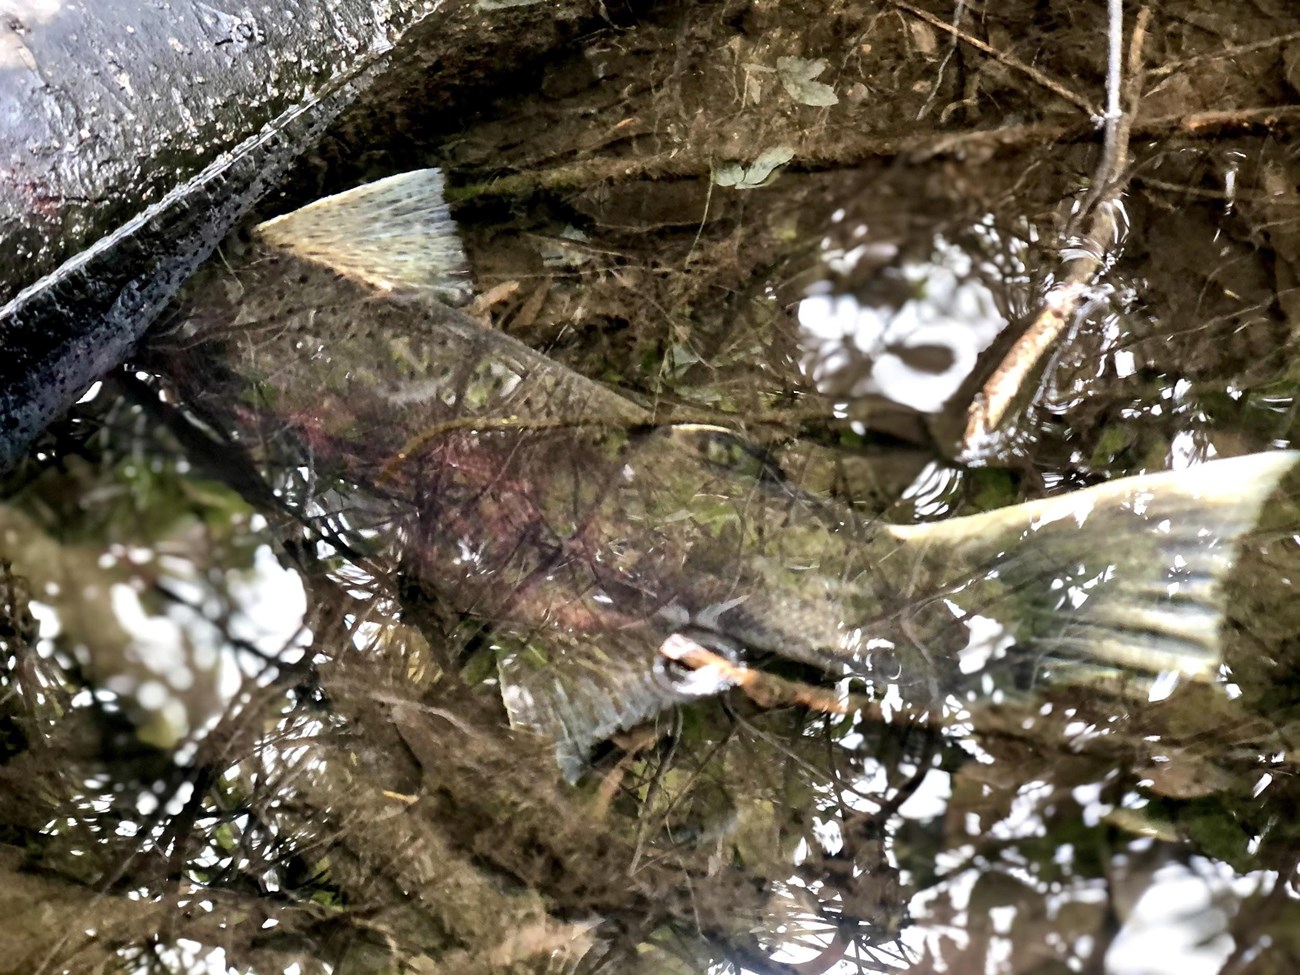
left=798, top=236, right=1009, bottom=413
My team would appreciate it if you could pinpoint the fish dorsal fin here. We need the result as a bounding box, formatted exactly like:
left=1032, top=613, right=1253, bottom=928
left=256, top=168, right=470, bottom=298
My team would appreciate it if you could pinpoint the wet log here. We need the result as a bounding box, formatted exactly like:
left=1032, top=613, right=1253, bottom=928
left=0, top=0, right=450, bottom=467
left=0, top=0, right=605, bottom=468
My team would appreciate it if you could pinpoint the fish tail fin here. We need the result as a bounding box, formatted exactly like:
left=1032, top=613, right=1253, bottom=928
left=888, top=451, right=1298, bottom=683
left=255, top=168, right=470, bottom=299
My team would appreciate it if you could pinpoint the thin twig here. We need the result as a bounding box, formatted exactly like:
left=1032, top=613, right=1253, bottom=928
left=915, top=0, right=967, bottom=121
left=1148, top=30, right=1300, bottom=79
left=887, top=0, right=1098, bottom=115
left=1135, top=174, right=1300, bottom=205
left=378, top=403, right=844, bottom=482
left=684, top=167, right=715, bottom=267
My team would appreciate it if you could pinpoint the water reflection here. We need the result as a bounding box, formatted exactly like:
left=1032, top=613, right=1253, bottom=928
left=797, top=230, right=1010, bottom=414
left=5, top=2, right=1300, bottom=973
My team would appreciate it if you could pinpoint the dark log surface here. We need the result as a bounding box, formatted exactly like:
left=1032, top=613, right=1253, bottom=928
left=0, top=0, right=456, bottom=468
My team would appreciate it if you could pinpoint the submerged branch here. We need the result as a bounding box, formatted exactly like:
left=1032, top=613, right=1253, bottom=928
left=961, top=7, right=1152, bottom=454
left=452, top=104, right=1300, bottom=202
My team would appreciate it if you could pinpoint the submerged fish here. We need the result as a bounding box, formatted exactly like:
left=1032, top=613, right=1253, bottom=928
left=159, top=169, right=1297, bottom=775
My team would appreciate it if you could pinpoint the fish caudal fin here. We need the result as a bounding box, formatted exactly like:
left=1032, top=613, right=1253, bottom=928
left=255, top=168, right=470, bottom=298
left=888, top=451, right=1298, bottom=682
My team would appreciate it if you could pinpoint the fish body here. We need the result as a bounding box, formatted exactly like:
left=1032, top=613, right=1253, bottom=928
left=161, top=170, right=1297, bottom=773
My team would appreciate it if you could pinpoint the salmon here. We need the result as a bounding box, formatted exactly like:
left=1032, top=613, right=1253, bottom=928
left=160, top=169, right=1298, bottom=776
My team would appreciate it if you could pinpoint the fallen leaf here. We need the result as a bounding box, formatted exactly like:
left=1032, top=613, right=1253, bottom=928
left=777, top=56, right=839, bottom=107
